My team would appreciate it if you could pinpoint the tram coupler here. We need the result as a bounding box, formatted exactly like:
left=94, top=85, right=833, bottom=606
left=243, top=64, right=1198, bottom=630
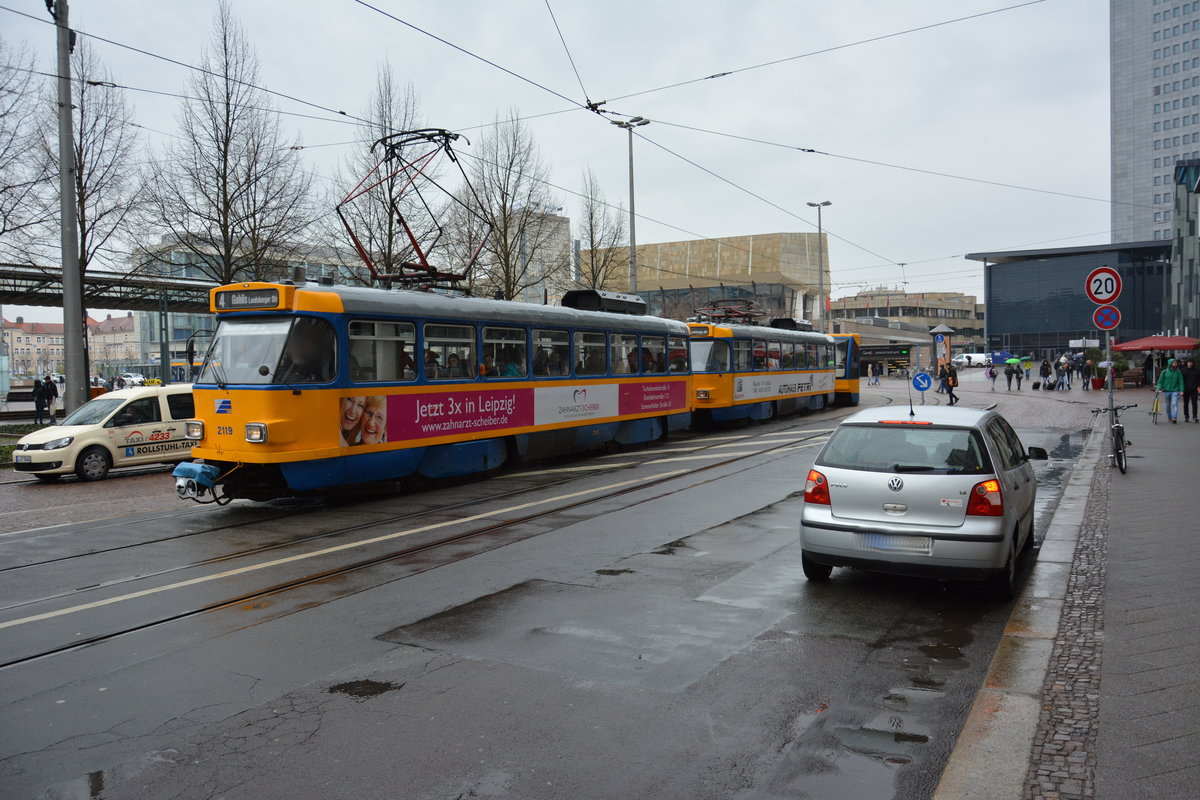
left=173, top=461, right=222, bottom=501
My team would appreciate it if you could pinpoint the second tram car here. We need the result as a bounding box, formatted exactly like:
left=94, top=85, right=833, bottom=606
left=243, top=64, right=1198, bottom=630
left=687, top=322, right=839, bottom=422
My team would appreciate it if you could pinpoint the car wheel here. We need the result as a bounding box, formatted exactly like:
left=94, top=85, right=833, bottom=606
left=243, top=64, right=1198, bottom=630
left=802, top=551, right=833, bottom=581
left=988, top=534, right=1018, bottom=600
left=75, top=447, right=112, bottom=481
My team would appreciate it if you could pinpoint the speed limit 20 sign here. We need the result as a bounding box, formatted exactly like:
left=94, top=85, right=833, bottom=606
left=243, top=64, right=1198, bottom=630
left=1085, top=267, right=1122, bottom=305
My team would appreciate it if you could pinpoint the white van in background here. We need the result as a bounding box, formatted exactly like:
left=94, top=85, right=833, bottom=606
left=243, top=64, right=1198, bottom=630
left=951, top=353, right=990, bottom=368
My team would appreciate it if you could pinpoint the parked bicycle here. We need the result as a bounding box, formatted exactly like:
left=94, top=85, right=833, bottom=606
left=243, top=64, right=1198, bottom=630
left=1150, top=390, right=1162, bottom=424
left=1092, top=403, right=1138, bottom=473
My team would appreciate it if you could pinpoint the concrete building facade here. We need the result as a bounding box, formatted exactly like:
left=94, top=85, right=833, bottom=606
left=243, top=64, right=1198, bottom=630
left=584, top=232, right=830, bottom=325
left=830, top=288, right=986, bottom=347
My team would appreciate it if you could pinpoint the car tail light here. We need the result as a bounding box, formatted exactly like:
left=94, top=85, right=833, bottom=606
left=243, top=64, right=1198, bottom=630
left=805, top=469, right=830, bottom=505
left=966, top=479, right=1004, bottom=516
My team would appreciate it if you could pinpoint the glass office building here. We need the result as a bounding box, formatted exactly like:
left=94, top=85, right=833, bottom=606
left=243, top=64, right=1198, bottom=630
left=968, top=242, right=1169, bottom=356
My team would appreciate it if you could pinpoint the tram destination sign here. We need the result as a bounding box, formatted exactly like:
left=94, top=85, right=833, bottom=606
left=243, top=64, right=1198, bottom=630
left=215, top=288, right=281, bottom=310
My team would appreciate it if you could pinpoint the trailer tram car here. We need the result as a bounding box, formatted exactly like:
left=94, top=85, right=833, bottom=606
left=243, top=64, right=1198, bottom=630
left=173, top=281, right=695, bottom=502
left=687, top=322, right=842, bottom=423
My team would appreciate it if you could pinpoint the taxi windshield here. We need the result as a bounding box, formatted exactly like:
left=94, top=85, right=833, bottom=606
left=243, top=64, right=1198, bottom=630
left=199, top=317, right=336, bottom=386
left=60, top=397, right=124, bottom=427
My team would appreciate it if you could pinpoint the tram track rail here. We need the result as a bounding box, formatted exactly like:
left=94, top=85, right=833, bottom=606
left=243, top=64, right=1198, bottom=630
left=0, top=421, right=843, bottom=670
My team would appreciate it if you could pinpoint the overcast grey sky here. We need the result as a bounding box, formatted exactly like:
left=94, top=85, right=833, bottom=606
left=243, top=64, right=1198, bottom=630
left=3, top=0, right=1109, bottom=322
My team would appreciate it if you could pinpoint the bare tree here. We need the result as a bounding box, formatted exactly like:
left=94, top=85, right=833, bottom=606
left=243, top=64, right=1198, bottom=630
left=465, top=112, right=566, bottom=300
left=23, top=39, right=143, bottom=274
left=0, top=38, right=47, bottom=260
left=328, top=62, right=433, bottom=285
left=144, top=2, right=312, bottom=284
left=575, top=168, right=627, bottom=290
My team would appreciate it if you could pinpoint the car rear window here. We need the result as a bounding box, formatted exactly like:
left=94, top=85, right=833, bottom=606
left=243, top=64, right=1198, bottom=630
left=817, top=424, right=992, bottom=474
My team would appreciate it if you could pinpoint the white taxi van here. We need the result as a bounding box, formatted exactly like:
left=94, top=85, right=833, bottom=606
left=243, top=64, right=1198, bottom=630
left=14, top=385, right=194, bottom=481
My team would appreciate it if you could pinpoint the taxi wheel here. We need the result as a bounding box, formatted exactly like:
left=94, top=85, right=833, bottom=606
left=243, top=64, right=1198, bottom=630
left=75, top=447, right=112, bottom=482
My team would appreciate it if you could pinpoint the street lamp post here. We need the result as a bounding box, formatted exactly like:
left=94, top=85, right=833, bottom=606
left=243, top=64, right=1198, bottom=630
left=612, top=116, right=650, bottom=294
left=807, top=201, right=831, bottom=333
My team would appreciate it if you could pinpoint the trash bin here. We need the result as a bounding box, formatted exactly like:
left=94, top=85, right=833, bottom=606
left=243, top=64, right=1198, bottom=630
left=1091, top=377, right=1105, bottom=390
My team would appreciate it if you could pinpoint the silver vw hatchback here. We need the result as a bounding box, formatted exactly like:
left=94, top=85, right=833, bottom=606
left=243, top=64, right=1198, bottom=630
left=799, top=406, right=1047, bottom=597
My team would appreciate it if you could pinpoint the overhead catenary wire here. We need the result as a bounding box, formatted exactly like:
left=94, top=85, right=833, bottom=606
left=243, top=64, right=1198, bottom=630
left=606, top=0, right=1047, bottom=103
left=543, top=0, right=591, bottom=106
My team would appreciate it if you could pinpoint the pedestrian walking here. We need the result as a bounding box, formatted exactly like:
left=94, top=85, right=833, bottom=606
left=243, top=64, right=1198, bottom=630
left=1004, top=363, right=1015, bottom=390
left=1156, top=357, right=1185, bottom=423
left=945, top=364, right=960, bottom=406
left=1023, top=359, right=1032, bottom=381
left=1039, top=359, right=1053, bottom=390
left=1014, top=366, right=1023, bottom=390
left=42, top=375, right=59, bottom=425
left=1081, top=359, right=1093, bottom=391
left=1181, top=358, right=1200, bottom=422
left=936, top=363, right=948, bottom=394
left=987, top=364, right=998, bottom=391
left=31, top=377, right=46, bottom=426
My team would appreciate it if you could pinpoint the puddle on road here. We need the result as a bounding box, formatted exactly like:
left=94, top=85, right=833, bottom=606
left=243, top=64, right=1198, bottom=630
left=1028, top=428, right=1088, bottom=543
left=326, top=678, right=404, bottom=700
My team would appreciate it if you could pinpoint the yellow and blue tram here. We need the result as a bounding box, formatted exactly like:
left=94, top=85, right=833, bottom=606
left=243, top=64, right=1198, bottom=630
left=687, top=322, right=841, bottom=422
left=173, top=280, right=859, bottom=502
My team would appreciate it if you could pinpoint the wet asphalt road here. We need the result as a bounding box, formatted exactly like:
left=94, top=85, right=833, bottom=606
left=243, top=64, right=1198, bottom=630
left=0, top=373, right=1098, bottom=800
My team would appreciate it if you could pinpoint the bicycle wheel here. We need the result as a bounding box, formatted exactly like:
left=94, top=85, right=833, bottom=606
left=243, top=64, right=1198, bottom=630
left=1113, top=429, right=1127, bottom=473
left=1151, top=395, right=1160, bottom=424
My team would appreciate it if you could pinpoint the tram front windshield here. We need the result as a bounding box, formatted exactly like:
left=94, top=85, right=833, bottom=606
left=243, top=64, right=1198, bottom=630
left=689, top=339, right=731, bottom=373
left=199, top=317, right=336, bottom=385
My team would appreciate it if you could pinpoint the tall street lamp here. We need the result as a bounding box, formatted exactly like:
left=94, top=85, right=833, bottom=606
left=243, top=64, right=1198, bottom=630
left=806, top=201, right=831, bottom=333
left=612, top=116, right=650, bottom=294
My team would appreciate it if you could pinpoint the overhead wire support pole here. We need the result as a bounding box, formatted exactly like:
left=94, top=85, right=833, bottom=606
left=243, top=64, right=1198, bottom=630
left=50, top=0, right=86, bottom=412
left=611, top=117, right=650, bottom=294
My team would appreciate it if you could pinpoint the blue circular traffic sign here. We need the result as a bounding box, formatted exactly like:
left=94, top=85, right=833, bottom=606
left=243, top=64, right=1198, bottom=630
left=912, top=372, right=933, bottom=392
left=1093, top=304, right=1121, bottom=330
left=935, top=334, right=945, bottom=343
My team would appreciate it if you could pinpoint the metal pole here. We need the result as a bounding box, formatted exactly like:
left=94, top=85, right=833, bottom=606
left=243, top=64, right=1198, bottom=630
left=52, top=0, right=86, bottom=412
left=626, top=126, right=638, bottom=294
left=1106, top=329, right=1114, bottom=413
left=816, top=204, right=824, bottom=334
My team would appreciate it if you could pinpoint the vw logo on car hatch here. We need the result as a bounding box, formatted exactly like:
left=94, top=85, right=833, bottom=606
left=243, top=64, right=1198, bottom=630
left=887, top=476, right=904, bottom=492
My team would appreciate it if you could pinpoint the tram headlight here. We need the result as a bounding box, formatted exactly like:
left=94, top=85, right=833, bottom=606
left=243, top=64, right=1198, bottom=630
left=696, top=389, right=710, bottom=399
left=245, top=422, right=268, bottom=443
left=185, top=420, right=204, bottom=439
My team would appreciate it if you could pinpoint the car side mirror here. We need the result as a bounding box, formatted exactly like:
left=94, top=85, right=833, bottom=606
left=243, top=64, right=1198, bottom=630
left=1027, top=446, right=1048, bottom=460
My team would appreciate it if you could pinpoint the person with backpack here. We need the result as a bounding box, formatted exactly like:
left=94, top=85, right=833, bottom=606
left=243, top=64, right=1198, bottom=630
left=986, top=364, right=998, bottom=391
left=1039, top=359, right=1053, bottom=390
left=945, top=363, right=960, bottom=406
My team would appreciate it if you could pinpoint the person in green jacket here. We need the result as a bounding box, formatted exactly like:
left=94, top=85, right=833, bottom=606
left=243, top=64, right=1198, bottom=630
left=1156, top=357, right=1185, bottom=423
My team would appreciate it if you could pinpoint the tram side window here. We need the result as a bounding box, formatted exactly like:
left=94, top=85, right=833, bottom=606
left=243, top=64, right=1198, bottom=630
left=780, top=342, right=795, bottom=370
left=733, top=339, right=753, bottom=371
left=752, top=340, right=768, bottom=370
left=668, top=335, right=689, bottom=373
left=576, top=332, right=607, bottom=375
left=532, top=329, right=569, bottom=376
left=276, top=317, right=336, bottom=384
left=767, top=341, right=783, bottom=370
left=482, top=326, right=527, bottom=378
left=640, top=335, right=667, bottom=374
left=349, top=320, right=417, bottom=383
left=611, top=333, right=638, bottom=374
left=424, top=323, right=476, bottom=380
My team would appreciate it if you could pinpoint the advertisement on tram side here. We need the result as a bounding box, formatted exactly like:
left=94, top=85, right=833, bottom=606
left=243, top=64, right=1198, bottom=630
left=732, top=372, right=835, bottom=402
left=338, top=380, right=688, bottom=446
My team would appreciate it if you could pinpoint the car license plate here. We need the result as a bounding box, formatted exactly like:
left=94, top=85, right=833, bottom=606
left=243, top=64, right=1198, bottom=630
left=861, top=533, right=932, bottom=555
left=15, top=454, right=31, bottom=463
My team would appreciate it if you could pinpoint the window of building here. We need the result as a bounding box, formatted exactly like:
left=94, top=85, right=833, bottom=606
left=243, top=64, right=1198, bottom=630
left=1157, top=121, right=1163, bottom=132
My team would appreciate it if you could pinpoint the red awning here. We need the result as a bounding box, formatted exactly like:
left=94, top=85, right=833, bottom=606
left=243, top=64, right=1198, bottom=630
left=1112, top=335, right=1200, bottom=352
